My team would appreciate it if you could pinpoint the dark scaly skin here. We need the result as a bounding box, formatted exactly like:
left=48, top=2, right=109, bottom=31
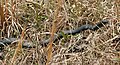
left=0, top=20, right=109, bottom=48
left=0, top=38, right=17, bottom=46
left=41, top=20, right=108, bottom=46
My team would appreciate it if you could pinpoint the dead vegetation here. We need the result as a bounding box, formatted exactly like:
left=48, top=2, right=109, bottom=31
left=0, top=0, right=120, bottom=65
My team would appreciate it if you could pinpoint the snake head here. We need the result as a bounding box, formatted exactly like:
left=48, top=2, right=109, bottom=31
left=92, top=20, right=109, bottom=31
left=101, top=20, right=109, bottom=24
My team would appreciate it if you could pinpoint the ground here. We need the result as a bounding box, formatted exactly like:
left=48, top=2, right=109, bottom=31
left=0, top=0, right=120, bottom=65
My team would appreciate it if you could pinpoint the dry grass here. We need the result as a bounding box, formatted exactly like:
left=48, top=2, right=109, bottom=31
left=0, top=0, right=120, bottom=65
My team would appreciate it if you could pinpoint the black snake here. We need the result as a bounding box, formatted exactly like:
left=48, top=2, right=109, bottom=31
left=0, top=20, right=109, bottom=49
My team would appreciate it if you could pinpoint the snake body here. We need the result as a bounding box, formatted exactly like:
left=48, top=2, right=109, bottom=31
left=41, top=20, right=108, bottom=46
left=0, top=20, right=109, bottom=48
